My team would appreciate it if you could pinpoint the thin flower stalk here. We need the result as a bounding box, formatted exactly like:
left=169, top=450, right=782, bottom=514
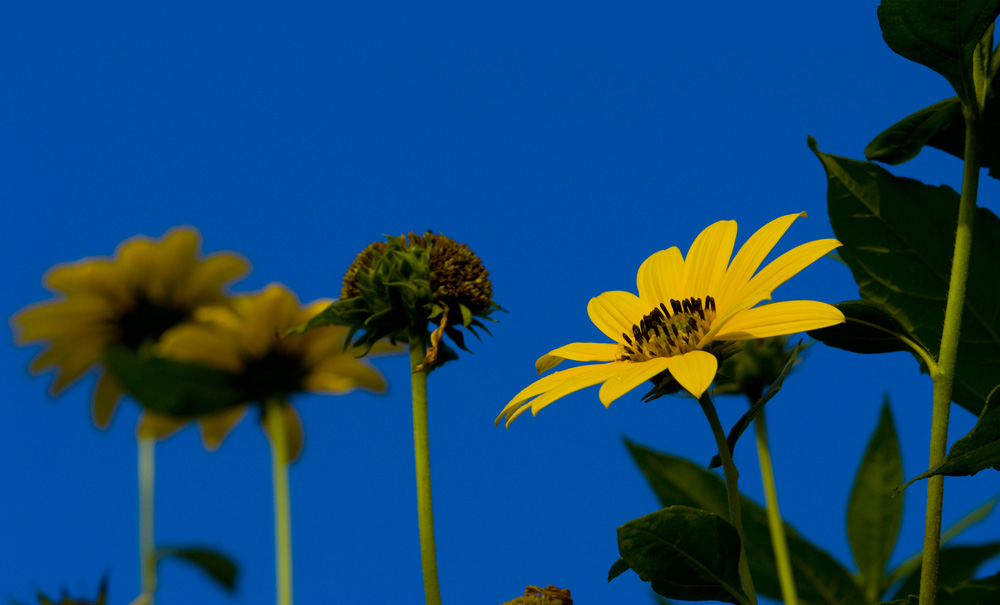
left=918, top=111, right=982, bottom=605
left=138, top=437, right=157, bottom=604
left=752, top=409, right=797, bottom=605
left=265, top=399, right=294, bottom=605
left=409, top=329, right=442, bottom=605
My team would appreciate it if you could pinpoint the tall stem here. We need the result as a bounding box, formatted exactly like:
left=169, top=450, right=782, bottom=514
left=265, top=399, right=294, bottom=605
left=699, top=392, right=757, bottom=604
left=918, top=113, right=981, bottom=605
left=138, top=437, right=157, bottom=604
left=752, top=408, right=798, bottom=605
left=409, top=329, right=442, bottom=605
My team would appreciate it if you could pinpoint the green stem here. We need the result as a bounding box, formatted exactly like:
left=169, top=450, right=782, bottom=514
left=138, top=437, right=157, bottom=604
left=699, top=392, right=757, bottom=604
left=918, top=112, right=981, bottom=605
left=752, top=408, right=798, bottom=605
left=409, top=329, right=442, bottom=605
left=265, top=399, right=294, bottom=605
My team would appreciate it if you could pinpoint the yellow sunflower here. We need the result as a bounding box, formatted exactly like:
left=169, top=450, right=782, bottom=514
left=11, top=228, right=248, bottom=428
left=154, top=283, right=396, bottom=460
left=496, top=212, right=846, bottom=427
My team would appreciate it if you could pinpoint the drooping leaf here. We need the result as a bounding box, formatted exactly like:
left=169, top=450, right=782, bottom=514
left=157, top=546, right=239, bottom=592
left=608, top=556, right=631, bottom=582
left=615, top=505, right=748, bottom=604
left=909, top=387, right=1000, bottom=483
left=808, top=300, right=932, bottom=359
left=709, top=343, right=800, bottom=468
left=625, top=439, right=866, bottom=605
left=103, top=346, right=243, bottom=417
left=810, top=138, right=1000, bottom=416
left=877, top=0, right=1000, bottom=105
left=891, top=543, right=1000, bottom=602
left=846, top=398, right=903, bottom=600
left=864, top=95, right=1000, bottom=179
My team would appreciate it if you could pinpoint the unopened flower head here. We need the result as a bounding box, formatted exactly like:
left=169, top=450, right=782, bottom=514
left=306, top=231, right=500, bottom=370
left=496, top=213, right=845, bottom=427
left=11, top=228, right=248, bottom=429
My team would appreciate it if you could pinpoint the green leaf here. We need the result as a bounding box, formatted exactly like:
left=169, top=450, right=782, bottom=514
left=877, top=0, right=1000, bottom=105
left=864, top=95, right=1000, bottom=180
left=103, top=346, right=243, bottom=417
left=909, top=387, right=1000, bottom=483
left=810, top=138, right=1000, bottom=416
left=608, top=556, right=631, bottom=581
left=625, top=439, right=867, bottom=605
left=891, top=543, right=1000, bottom=601
left=938, top=571, right=1000, bottom=604
left=846, top=398, right=903, bottom=600
left=809, top=300, right=931, bottom=358
left=157, top=546, right=239, bottom=592
left=615, top=505, right=749, bottom=604
left=709, top=343, right=800, bottom=468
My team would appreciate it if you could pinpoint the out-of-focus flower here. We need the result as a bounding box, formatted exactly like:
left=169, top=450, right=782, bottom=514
left=156, top=283, right=396, bottom=459
left=497, top=213, right=845, bottom=427
left=11, top=228, right=248, bottom=428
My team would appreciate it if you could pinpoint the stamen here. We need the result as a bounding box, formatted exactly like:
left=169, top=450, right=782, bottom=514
left=622, top=332, right=632, bottom=345
left=616, top=295, right=719, bottom=363
left=660, top=302, right=670, bottom=318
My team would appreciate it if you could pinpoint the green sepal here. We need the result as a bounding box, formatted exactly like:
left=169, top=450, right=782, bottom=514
left=614, top=505, right=749, bottom=604
left=708, top=342, right=800, bottom=468
left=877, top=0, right=1000, bottom=108
left=847, top=398, right=903, bottom=599
left=904, top=386, right=1000, bottom=486
left=811, top=137, right=1000, bottom=416
left=103, top=345, right=243, bottom=417
left=808, top=300, right=931, bottom=360
left=156, top=546, right=239, bottom=592
left=625, top=439, right=866, bottom=604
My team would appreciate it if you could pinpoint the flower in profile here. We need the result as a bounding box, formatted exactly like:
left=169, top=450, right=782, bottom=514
left=496, top=213, right=845, bottom=427
left=11, top=228, right=248, bottom=428
left=155, top=283, right=395, bottom=459
left=299, top=231, right=500, bottom=370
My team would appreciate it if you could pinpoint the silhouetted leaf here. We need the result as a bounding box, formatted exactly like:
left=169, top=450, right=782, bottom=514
left=909, top=388, right=1000, bottom=483
left=157, top=546, right=239, bottom=592
left=615, top=505, right=748, bottom=604
left=810, top=138, right=1000, bottom=416
left=809, top=300, right=930, bottom=358
left=608, top=557, right=631, bottom=582
left=891, top=543, right=1000, bottom=602
left=626, top=439, right=866, bottom=604
left=847, top=398, right=903, bottom=599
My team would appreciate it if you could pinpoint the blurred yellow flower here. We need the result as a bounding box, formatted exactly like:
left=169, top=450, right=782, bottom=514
left=156, top=283, right=396, bottom=459
left=497, top=213, right=846, bottom=427
left=11, top=228, right=248, bottom=428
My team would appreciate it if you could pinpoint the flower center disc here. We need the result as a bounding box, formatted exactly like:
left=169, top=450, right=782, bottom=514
left=618, top=296, right=717, bottom=362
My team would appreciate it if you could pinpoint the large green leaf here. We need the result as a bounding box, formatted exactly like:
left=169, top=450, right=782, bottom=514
left=810, top=138, right=1000, bottom=416
left=103, top=346, right=243, bottom=417
left=864, top=95, right=1000, bottom=179
left=877, top=0, right=1000, bottom=105
left=615, top=505, right=749, bottom=604
left=891, top=542, right=1000, bottom=602
left=157, top=546, right=239, bottom=592
left=911, top=387, right=1000, bottom=482
left=808, top=300, right=931, bottom=359
left=625, top=439, right=866, bottom=605
left=847, top=399, right=903, bottom=600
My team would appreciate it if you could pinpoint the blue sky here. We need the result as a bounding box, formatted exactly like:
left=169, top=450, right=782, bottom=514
left=2, top=3, right=999, bottom=604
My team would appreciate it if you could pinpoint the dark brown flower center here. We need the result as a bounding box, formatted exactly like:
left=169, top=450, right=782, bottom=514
left=617, top=296, right=717, bottom=362
left=235, top=349, right=308, bottom=402
left=117, top=295, right=190, bottom=350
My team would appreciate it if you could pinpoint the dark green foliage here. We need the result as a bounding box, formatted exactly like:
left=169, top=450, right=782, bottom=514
left=808, top=301, right=930, bottom=359
left=157, top=546, right=239, bottom=592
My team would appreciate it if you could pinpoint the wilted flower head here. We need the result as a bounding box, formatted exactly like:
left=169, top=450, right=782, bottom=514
left=300, top=231, right=500, bottom=370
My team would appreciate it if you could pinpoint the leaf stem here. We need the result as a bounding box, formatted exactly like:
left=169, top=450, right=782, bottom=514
left=409, top=329, right=442, bottom=605
left=265, top=399, right=294, bottom=605
left=918, top=110, right=981, bottom=605
left=699, top=391, right=757, bottom=604
left=751, top=407, right=798, bottom=605
left=138, top=437, right=157, bottom=604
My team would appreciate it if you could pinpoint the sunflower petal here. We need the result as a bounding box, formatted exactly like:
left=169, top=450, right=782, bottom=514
left=733, top=239, right=842, bottom=303
left=535, top=342, right=619, bottom=374
left=697, top=290, right=772, bottom=348
left=681, top=220, right=737, bottom=299
left=199, top=406, right=248, bottom=450
left=136, top=412, right=187, bottom=441
left=587, top=291, right=647, bottom=342
left=305, top=358, right=387, bottom=393
left=715, top=301, right=846, bottom=340
left=496, top=363, right=617, bottom=426
left=717, top=212, right=805, bottom=309
left=637, top=247, right=684, bottom=307
left=92, top=371, right=124, bottom=429
left=597, top=357, right=672, bottom=407
left=663, top=351, right=718, bottom=399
